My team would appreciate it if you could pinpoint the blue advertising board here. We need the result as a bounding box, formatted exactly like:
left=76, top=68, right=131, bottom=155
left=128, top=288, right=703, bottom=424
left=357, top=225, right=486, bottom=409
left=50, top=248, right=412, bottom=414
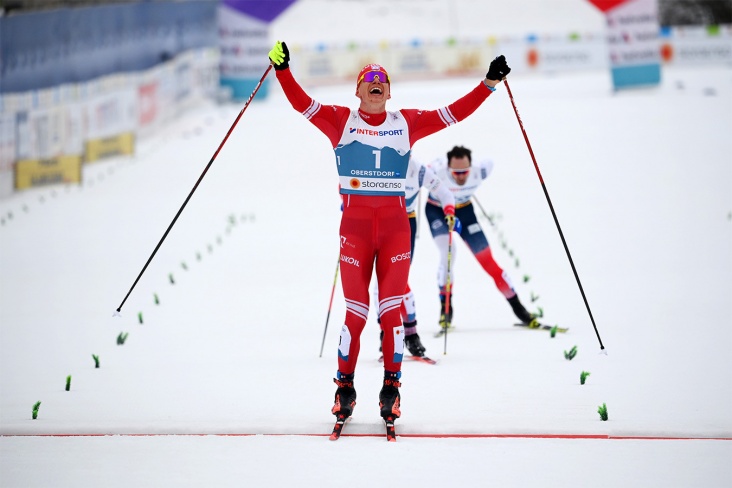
left=1, top=1, right=218, bottom=94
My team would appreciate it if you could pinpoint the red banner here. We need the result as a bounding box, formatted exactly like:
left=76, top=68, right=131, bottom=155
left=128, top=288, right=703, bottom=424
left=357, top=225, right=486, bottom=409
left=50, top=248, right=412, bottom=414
left=587, top=0, right=627, bottom=12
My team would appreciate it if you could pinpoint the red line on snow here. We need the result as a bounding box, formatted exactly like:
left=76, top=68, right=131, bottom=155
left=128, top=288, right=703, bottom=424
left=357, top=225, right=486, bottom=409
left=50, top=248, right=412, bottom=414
left=2, top=433, right=731, bottom=441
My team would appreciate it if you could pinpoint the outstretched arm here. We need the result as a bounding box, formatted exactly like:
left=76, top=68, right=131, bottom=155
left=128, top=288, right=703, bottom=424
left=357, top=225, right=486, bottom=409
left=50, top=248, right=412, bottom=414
left=401, top=83, right=491, bottom=144
left=402, top=55, right=512, bottom=145
left=269, top=41, right=350, bottom=147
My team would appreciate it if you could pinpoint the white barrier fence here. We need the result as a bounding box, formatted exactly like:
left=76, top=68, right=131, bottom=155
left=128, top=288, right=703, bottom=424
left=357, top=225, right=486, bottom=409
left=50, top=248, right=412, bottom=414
left=0, top=48, right=220, bottom=199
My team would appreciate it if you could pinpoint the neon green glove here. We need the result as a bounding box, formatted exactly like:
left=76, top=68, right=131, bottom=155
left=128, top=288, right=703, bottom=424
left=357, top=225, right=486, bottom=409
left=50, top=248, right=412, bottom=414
left=268, top=41, right=290, bottom=70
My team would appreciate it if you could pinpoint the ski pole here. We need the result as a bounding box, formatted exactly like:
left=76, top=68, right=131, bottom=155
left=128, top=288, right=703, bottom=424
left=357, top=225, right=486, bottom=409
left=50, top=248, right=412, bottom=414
left=471, top=195, right=495, bottom=227
left=443, top=228, right=453, bottom=355
left=114, top=64, right=273, bottom=316
left=319, top=255, right=341, bottom=357
left=503, top=79, right=605, bottom=351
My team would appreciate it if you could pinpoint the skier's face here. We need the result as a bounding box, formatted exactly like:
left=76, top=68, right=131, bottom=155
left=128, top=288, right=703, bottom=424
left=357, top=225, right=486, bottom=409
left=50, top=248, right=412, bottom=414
left=356, top=73, right=391, bottom=110
left=449, top=156, right=471, bottom=186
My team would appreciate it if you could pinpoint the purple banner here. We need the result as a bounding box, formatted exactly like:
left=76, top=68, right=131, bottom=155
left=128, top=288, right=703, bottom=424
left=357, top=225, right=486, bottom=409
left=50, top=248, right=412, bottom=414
left=222, top=0, right=297, bottom=23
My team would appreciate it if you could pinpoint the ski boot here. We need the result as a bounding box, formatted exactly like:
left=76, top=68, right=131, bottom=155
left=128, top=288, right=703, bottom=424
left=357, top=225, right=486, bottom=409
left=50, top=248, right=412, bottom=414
left=508, top=294, right=539, bottom=328
left=404, top=333, right=426, bottom=357
left=379, top=372, right=401, bottom=419
left=332, top=373, right=357, bottom=419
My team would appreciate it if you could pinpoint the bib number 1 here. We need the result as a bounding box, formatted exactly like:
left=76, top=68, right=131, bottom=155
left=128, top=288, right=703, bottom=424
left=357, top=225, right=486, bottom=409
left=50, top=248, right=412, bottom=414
left=337, top=150, right=382, bottom=169
left=372, top=150, right=381, bottom=169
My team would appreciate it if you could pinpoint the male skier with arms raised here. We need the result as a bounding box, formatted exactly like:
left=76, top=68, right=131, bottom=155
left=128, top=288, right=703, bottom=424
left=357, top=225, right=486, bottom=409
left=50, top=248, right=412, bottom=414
left=268, top=41, right=511, bottom=440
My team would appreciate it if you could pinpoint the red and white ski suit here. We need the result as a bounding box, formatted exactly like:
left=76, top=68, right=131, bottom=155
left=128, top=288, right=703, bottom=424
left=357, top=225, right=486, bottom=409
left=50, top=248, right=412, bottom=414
left=275, top=68, right=495, bottom=375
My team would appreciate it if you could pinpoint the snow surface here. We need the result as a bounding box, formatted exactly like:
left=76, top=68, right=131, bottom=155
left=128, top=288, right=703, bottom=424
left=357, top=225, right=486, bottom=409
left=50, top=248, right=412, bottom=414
left=2, top=2, right=732, bottom=486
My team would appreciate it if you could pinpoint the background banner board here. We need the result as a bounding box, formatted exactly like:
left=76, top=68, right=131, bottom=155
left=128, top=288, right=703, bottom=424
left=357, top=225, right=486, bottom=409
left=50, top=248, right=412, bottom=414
left=218, top=0, right=297, bottom=101
left=15, top=155, right=82, bottom=190
left=589, top=0, right=662, bottom=89
left=0, top=1, right=217, bottom=94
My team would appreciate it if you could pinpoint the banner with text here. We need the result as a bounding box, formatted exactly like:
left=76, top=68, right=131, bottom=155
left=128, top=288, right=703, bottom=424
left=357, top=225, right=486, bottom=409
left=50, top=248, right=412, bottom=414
left=218, top=0, right=297, bottom=101
left=589, top=0, right=661, bottom=89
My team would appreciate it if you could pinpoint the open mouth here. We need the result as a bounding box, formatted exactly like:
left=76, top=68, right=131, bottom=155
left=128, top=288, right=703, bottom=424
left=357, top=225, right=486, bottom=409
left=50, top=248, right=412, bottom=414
left=369, top=86, right=383, bottom=95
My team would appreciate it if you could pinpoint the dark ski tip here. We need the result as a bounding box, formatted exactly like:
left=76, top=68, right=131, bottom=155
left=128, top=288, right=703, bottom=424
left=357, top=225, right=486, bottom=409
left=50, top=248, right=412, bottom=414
left=329, top=415, right=348, bottom=441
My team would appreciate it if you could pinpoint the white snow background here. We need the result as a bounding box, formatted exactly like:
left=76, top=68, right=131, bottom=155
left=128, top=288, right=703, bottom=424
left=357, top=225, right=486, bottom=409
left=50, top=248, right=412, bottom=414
left=1, top=1, right=732, bottom=486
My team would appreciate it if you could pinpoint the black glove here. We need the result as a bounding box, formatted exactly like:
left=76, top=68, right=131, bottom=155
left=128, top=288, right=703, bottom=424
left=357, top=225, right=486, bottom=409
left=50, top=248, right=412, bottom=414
left=486, top=55, right=510, bottom=81
left=268, top=41, right=290, bottom=71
